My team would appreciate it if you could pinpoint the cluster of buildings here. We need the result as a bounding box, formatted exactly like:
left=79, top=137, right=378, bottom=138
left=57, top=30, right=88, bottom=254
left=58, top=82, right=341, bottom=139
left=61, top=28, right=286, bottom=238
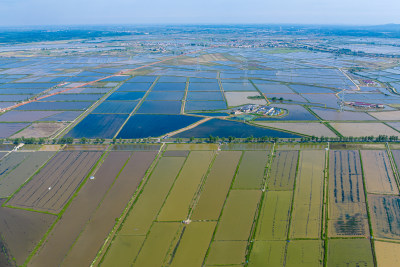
left=231, top=104, right=285, bottom=117
left=345, top=101, right=384, bottom=109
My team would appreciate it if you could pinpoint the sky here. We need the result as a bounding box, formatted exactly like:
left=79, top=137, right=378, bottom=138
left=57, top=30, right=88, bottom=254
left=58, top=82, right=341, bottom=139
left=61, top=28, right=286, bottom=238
left=0, top=0, right=399, bottom=26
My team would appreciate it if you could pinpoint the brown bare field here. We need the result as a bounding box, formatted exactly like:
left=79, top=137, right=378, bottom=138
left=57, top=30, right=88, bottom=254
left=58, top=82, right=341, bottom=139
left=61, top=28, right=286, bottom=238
left=38, top=145, right=62, bottom=151
left=329, top=150, right=369, bottom=237
left=375, top=241, right=400, bottom=266
left=267, top=151, right=298, bottom=190
left=369, top=110, right=400, bottom=120
left=29, top=152, right=131, bottom=267
left=256, top=122, right=337, bottom=137
left=361, top=150, right=399, bottom=195
left=12, top=123, right=68, bottom=138
left=0, top=200, right=56, bottom=266
left=368, top=194, right=400, bottom=239
left=62, top=151, right=157, bottom=266
left=8, top=151, right=102, bottom=213
left=330, top=122, right=400, bottom=137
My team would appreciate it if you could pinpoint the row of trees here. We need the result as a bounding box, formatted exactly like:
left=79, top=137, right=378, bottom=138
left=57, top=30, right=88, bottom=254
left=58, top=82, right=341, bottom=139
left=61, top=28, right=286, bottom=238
left=1, top=135, right=399, bottom=145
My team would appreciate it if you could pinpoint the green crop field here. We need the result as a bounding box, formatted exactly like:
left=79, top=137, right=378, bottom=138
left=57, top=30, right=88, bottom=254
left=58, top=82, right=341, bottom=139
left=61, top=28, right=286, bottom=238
left=4, top=143, right=400, bottom=266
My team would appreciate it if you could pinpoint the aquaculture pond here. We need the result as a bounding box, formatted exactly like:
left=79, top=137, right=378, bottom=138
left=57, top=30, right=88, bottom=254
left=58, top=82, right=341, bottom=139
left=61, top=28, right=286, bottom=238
left=222, top=83, right=256, bottom=91
left=92, top=101, right=138, bottom=114
left=15, top=101, right=93, bottom=111
left=44, top=94, right=103, bottom=102
left=145, top=91, right=184, bottom=101
left=106, top=92, right=145, bottom=101
left=116, top=83, right=152, bottom=92
left=185, top=101, right=227, bottom=111
left=188, top=83, right=221, bottom=91
left=126, top=76, right=157, bottom=83
left=289, top=84, right=336, bottom=93
left=136, top=101, right=182, bottom=114
left=175, top=119, right=301, bottom=138
left=39, top=111, right=82, bottom=122
left=187, top=91, right=224, bottom=101
left=65, top=114, right=128, bottom=138
left=152, top=83, right=186, bottom=91
left=117, top=114, right=202, bottom=138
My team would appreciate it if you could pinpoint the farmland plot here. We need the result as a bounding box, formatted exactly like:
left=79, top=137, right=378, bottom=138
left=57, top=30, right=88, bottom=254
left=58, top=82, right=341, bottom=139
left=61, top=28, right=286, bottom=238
left=368, top=194, right=400, bottom=239
left=118, top=157, right=186, bottom=235
left=248, top=241, right=286, bottom=267
left=101, top=236, right=145, bottom=267
left=285, top=240, right=324, bottom=267
left=101, top=157, right=185, bottom=265
left=0, top=151, right=55, bottom=197
left=169, top=222, right=217, bottom=267
left=205, top=241, right=248, bottom=265
left=157, top=151, right=214, bottom=221
left=290, top=150, right=325, bottom=238
left=8, top=151, right=102, bottom=213
left=0, top=152, right=31, bottom=180
left=375, top=241, right=400, bottom=266
left=361, top=150, right=398, bottom=195
left=327, top=239, right=374, bottom=267
left=232, top=151, right=269, bottom=189
left=214, top=190, right=261, bottom=241
left=0, top=203, right=56, bottom=266
left=62, top=152, right=157, bottom=267
left=29, top=152, right=131, bottom=267
left=191, top=151, right=241, bottom=220
left=267, top=151, right=298, bottom=190
left=133, top=222, right=181, bottom=267
left=255, top=191, right=292, bottom=240
left=329, top=150, right=369, bottom=237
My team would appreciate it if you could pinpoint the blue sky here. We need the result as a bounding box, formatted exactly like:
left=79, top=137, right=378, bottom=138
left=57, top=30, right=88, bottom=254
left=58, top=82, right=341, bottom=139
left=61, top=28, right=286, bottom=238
left=0, top=0, right=399, bottom=26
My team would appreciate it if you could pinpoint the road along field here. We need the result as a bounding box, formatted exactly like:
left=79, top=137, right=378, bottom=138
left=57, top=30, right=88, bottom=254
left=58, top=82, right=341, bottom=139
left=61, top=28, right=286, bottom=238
left=329, top=150, right=369, bottom=237
left=7, top=151, right=102, bottom=213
